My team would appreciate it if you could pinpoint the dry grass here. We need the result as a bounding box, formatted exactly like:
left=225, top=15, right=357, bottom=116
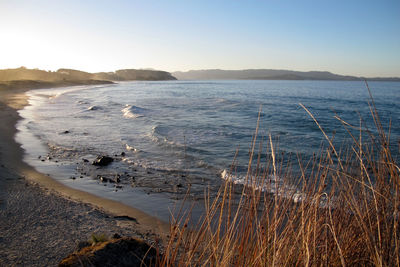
left=157, top=85, right=399, bottom=266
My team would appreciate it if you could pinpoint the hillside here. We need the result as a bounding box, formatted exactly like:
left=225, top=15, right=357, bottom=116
left=94, top=69, right=176, bottom=81
left=0, top=67, right=177, bottom=84
left=172, top=69, right=400, bottom=81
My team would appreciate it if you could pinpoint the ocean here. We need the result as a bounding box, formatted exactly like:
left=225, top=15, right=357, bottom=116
left=16, top=80, right=400, bottom=221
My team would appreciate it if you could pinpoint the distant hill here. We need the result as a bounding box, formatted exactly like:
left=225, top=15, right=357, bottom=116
left=94, top=69, right=176, bottom=81
left=172, top=69, right=400, bottom=81
left=0, top=67, right=176, bottom=91
left=0, top=67, right=66, bottom=82
left=0, top=67, right=177, bottom=83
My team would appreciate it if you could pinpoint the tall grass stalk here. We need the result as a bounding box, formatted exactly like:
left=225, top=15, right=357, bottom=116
left=158, top=89, right=399, bottom=266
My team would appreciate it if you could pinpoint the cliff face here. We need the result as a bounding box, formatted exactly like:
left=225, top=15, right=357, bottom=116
left=0, top=67, right=177, bottom=83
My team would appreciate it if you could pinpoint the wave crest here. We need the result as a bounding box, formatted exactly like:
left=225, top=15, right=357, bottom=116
left=121, top=105, right=147, bottom=119
left=220, top=169, right=304, bottom=202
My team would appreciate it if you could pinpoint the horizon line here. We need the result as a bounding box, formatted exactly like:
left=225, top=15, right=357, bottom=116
left=2, top=66, right=400, bottom=79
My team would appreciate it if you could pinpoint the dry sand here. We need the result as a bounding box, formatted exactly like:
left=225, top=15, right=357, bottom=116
left=0, top=87, right=168, bottom=266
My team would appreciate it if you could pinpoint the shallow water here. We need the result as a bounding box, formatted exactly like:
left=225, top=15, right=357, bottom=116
left=16, top=80, right=400, bottom=221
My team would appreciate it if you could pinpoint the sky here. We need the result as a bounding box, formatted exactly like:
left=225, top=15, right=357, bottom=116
left=0, top=0, right=399, bottom=77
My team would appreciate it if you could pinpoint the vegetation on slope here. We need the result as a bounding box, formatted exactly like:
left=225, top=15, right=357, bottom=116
left=0, top=67, right=176, bottom=90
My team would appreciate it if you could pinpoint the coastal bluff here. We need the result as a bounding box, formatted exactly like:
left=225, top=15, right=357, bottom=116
left=0, top=67, right=176, bottom=90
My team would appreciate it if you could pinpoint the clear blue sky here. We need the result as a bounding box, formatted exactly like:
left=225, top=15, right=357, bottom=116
left=1, top=0, right=399, bottom=76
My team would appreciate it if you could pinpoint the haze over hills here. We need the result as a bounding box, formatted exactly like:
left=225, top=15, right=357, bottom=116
left=173, top=69, right=400, bottom=81
left=1, top=67, right=399, bottom=91
left=0, top=67, right=176, bottom=82
left=0, top=67, right=177, bottom=90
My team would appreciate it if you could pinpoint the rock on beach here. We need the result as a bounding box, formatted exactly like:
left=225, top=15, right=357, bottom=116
left=92, top=156, right=114, bottom=166
left=59, top=237, right=157, bottom=267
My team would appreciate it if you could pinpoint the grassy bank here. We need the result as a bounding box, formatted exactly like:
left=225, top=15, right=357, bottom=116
left=159, top=88, right=399, bottom=266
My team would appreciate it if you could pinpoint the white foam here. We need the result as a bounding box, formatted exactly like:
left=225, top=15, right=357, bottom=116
left=87, top=105, right=101, bottom=111
left=221, top=169, right=304, bottom=202
left=221, top=169, right=269, bottom=192
left=125, top=144, right=138, bottom=152
left=121, top=104, right=146, bottom=119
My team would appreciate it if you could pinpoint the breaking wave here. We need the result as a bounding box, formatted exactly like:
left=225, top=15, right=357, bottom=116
left=121, top=105, right=148, bottom=119
left=220, top=169, right=304, bottom=203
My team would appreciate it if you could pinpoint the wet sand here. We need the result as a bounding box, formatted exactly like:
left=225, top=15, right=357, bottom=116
left=0, top=87, right=168, bottom=266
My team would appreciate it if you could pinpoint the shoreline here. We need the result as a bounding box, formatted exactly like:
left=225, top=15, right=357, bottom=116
left=0, top=86, right=169, bottom=265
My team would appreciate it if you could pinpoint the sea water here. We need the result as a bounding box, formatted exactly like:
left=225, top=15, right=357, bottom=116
left=15, top=80, right=400, bottom=221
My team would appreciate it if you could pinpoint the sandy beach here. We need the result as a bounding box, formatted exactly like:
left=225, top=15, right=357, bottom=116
left=0, top=87, right=168, bottom=266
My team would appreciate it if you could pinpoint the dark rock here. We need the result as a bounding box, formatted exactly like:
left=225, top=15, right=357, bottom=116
left=92, top=156, right=113, bottom=166
left=63, top=130, right=70, bottom=134
left=121, top=152, right=125, bottom=156
left=59, top=237, right=157, bottom=267
left=82, top=158, right=89, bottom=163
left=112, top=233, right=121, bottom=239
left=177, top=183, right=183, bottom=188
left=99, top=177, right=109, bottom=183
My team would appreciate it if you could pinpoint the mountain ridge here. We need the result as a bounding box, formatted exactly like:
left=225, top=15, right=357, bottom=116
left=172, top=69, right=400, bottom=81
